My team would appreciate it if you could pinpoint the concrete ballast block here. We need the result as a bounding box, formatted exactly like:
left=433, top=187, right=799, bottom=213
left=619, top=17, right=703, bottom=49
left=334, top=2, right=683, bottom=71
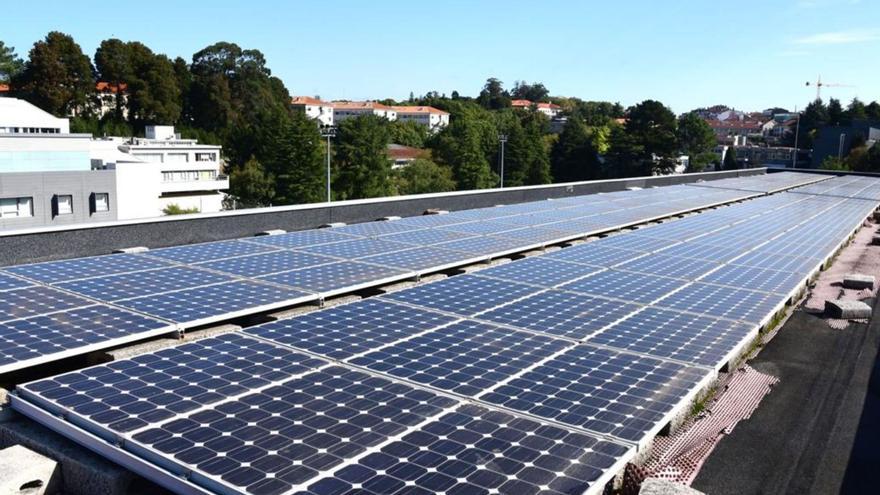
left=825, top=299, right=873, bottom=319
left=255, top=229, right=286, bottom=236
left=843, top=273, right=875, bottom=290
left=112, top=246, right=149, bottom=254
left=320, top=222, right=346, bottom=228
left=0, top=445, right=61, bottom=495
left=872, top=235, right=880, bottom=246
left=639, top=478, right=706, bottom=495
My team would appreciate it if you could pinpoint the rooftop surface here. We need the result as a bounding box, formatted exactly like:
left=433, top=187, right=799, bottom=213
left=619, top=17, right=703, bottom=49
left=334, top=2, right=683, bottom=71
left=1, top=171, right=877, bottom=495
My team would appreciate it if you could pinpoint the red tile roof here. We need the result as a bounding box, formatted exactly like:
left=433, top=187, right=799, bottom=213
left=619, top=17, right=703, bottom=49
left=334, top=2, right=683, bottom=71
left=536, top=102, right=561, bottom=110
left=511, top=99, right=532, bottom=107
left=387, top=144, right=424, bottom=160
left=332, top=101, right=394, bottom=111
left=290, top=96, right=329, bottom=106
left=0, top=83, right=10, bottom=93
left=96, top=82, right=127, bottom=93
left=391, top=105, right=449, bottom=115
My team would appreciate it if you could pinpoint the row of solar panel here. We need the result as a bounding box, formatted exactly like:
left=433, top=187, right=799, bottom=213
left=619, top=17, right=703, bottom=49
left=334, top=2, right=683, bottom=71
left=13, top=175, right=878, bottom=495
left=0, top=177, right=788, bottom=375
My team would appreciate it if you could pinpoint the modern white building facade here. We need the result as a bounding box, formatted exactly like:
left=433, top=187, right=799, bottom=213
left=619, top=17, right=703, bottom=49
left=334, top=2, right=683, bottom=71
left=331, top=101, right=397, bottom=123
left=391, top=106, right=450, bottom=132
left=290, top=96, right=334, bottom=126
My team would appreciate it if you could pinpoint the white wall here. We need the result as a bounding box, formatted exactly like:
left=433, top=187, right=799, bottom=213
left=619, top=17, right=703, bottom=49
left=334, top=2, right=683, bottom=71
left=112, top=162, right=164, bottom=219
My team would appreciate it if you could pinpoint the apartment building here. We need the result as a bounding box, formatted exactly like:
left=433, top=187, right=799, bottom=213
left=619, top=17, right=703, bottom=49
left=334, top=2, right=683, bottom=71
left=391, top=106, right=450, bottom=132
left=290, top=96, right=334, bottom=126
left=331, top=101, right=397, bottom=123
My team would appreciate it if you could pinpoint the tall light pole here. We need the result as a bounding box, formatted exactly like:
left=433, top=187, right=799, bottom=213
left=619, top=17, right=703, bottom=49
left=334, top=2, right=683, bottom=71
left=320, top=125, right=336, bottom=202
left=498, top=134, right=508, bottom=188
left=792, top=106, right=800, bottom=169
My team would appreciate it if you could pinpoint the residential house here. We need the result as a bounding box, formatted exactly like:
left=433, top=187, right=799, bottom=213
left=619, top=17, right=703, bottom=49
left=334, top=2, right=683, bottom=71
left=391, top=106, right=449, bottom=132
left=290, top=96, right=334, bottom=126
left=332, top=101, right=397, bottom=123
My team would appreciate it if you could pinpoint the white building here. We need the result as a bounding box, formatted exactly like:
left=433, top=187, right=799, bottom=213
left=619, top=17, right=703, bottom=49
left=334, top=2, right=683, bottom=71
left=94, top=82, right=129, bottom=119
left=290, top=96, right=334, bottom=126
left=510, top=99, right=562, bottom=118
left=332, top=101, right=397, bottom=123
left=391, top=106, right=450, bottom=132
left=110, top=126, right=227, bottom=216
left=0, top=97, right=70, bottom=134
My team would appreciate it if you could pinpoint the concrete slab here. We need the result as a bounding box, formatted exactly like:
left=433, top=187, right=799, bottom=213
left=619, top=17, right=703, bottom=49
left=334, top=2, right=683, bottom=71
left=640, top=478, right=705, bottom=495
left=843, top=273, right=875, bottom=290
left=0, top=444, right=61, bottom=495
left=105, top=324, right=239, bottom=360
left=0, top=419, right=135, bottom=495
left=825, top=299, right=873, bottom=319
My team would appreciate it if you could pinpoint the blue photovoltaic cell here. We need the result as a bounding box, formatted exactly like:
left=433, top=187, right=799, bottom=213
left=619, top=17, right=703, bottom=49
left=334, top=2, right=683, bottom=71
left=701, top=265, right=806, bottom=295
left=615, top=254, right=720, bottom=280
left=560, top=270, right=689, bottom=304
left=479, top=290, right=641, bottom=340
left=0, top=286, right=95, bottom=322
left=655, top=283, right=786, bottom=324
left=476, top=257, right=602, bottom=288
left=301, top=238, right=415, bottom=259
left=259, top=261, right=410, bottom=293
left=393, top=214, right=472, bottom=228
left=114, top=281, right=313, bottom=324
left=544, top=244, right=643, bottom=267
left=592, top=234, right=679, bottom=253
left=439, top=221, right=523, bottom=236
left=146, top=240, right=279, bottom=264
left=0, top=272, right=33, bottom=291
left=586, top=307, right=755, bottom=368
left=5, top=254, right=173, bottom=284
left=56, top=267, right=234, bottom=302
left=731, top=251, right=821, bottom=274
left=349, top=320, right=569, bottom=397
left=302, top=403, right=631, bottom=495
left=479, top=344, right=710, bottom=442
left=197, top=250, right=337, bottom=277
left=378, top=229, right=476, bottom=246
left=0, top=305, right=173, bottom=371
left=333, top=221, right=424, bottom=237
left=433, top=236, right=522, bottom=257
left=383, top=275, right=542, bottom=317
left=245, top=230, right=361, bottom=249
left=360, top=246, right=476, bottom=272
left=18, top=333, right=326, bottom=433
left=490, top=226, right=574, bottom=244
left=655, top=243, right=744, bottom=263
left=244, top=299, right=457, bottom=360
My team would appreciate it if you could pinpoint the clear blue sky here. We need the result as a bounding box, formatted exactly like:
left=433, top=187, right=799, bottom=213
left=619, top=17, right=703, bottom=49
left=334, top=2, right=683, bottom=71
left=6, top=0, right=878, bottom=113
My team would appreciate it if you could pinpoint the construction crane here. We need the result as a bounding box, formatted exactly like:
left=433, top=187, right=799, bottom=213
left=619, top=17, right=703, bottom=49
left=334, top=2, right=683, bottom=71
left=805, top=75, right=855, bottom=100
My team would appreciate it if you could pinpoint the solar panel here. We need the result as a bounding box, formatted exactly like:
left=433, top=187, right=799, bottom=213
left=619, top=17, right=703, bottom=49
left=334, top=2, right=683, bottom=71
left=146, top=240, right=279, bottom=264
left=360, top=246, right=478, bottom=272
left=382, top=275, right=542, bottom=317
left=478, top=290, right=641, bottom=340
left=348, top=320, right=569, bottom=397
left=301, top=403, right=631, bottom=495
left=0, top=305, right=175, bottom=373
left=394, top=213, right=473, bottom=228
left=0, top=286, right=96, bottom=322
left=654, top=283, right=786, bottom=324
left=301, top=238, right=416, bottom=259
left=592, top=234, right=679, bottom=253
left=55, top=266, right=234, bottom=302
left=196, top=250, right=337, bottom=277
left=0, top=272, right=33, bottom=291
left=586, top=307, right=755, bottom=368
left=655, top=242, right=744, bottom=263
left=18, top=333, right=326, bottom=432
left=476, top=257, right=603, bottom=288
left=433, top=236, right=523, bottom=257
left=439, top=221, right=523, bottom=236
left=259, top=261, right=410, bottom=294
left=244, top=229, right=361, bottom=249
left=479, top=344, right=711, bottom=442
left=544, top=244, right=644, bottom=267
left=560, top=270, right=689, bottom=304
left=731, top=251, right=822, bottom=274
left=332, top=220, right=424, bottom=237
left=616, top=254, right=720, bottom=280
left=4, top=254, right=173, bottom=284
left=114, top=281, right=314, bottom=325
left=701, top=265, right=808, bottom=295
left=244, top=299, right=458, bottom=360
left=379, top=228, right=476, bottom=246
left=491, top=226, right=575, bottom=244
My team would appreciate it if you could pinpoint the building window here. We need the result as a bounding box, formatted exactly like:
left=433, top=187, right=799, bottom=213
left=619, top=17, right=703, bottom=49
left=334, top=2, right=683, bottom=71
left=54, top=195, right=73, bottom=216
left=92, top=193, right=110, bottom=213
left=0, top=197, right=33, bottom=218
left=195, top=152, right=217, bottom=162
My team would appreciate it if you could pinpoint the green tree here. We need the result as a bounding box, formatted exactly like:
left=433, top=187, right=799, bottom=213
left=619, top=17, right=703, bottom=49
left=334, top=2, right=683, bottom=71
left=394, top=158, right=456, bottom=195
left=606, top=100, right=678, bottom=177
left=500, top=111, right=551, bottom=186
left=847, top=98, right=867, bottom=122
left=550, top=116, right=602, bottom=182
left=676, top=112, right=716, bottom=155
left=94, top=39, right=131, bottom=119
left=511, top=81, right=550, bottom=102
left=430, top=107, right=496, bottom=190
left=867, top=101, right=880, bottom=121
left=333, top=115, right=393, bottom=200
left=388, top=120, right=428, bottom=148
left=820, top=155, right=849, bottom=171
left=258, top=111, right=325, bottom=204
left=476, top=77, right=510, bottom=110
left=227, top=156, right=275, bottom=208
left=162, top=204, right=201, bottom=215
left=0, top=41, right=24, bottom=83
left=798, top=99, right=828, bottom=148
left=827, top=98, right=845, bottom=126
left=12, top=32, right=94, bottom=116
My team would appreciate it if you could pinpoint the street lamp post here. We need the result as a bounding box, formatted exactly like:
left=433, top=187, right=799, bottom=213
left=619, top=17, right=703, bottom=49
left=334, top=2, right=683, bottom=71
left=792, top=106, right=800, bottom=168
left=320, top=125, right=336, bottom=202
left=498, top=134, right=508, bottom=188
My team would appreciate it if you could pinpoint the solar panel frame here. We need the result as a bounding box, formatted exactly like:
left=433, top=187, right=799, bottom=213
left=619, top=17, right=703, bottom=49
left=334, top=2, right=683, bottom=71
left=242, top=229, right=362, bottom=249
left=359, top=246, right=483, bottom=273
left=0, top=271, right=34, bottom=291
